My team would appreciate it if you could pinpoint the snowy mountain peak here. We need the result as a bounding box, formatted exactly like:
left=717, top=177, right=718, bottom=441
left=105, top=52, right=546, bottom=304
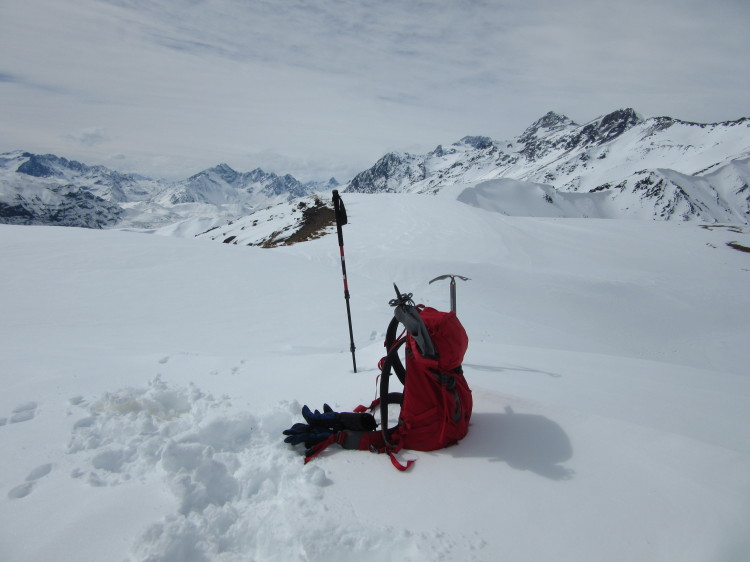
left=0, top=151, right=162, bottom=226
left=591, top=107, right=643, bottom=143
left=347, top=151, right=427, bottom=194
left=538, top=110, right=574, bottom=127
left=454, top=136, right=495, bottom=150
left=192, top=163, right=241, bottom=185
left=245, top=167, right=276, bottom=183
left=160, top=164, right=313, bottom=206
left=518, top=111, right=577, bottom=144
left=16, top=153, right=86, bottom=178
left=556, top=108, right=643, bottom=153
left=302, top=176, right=340, bottom=193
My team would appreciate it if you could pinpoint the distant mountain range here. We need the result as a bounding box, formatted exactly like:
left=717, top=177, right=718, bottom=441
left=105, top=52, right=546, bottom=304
left=1, top=108, right=748, bottom=229
left=0, top=152, right=338, bottom=229
left=346, top=108, right=750, bottom=223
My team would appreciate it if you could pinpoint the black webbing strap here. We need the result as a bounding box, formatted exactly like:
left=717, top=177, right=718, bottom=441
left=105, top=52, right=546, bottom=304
left=379, top=336, right=408, bottom=447
left=431, top=369, right=463, bottom=423
left=384, top=316, right=406, bottom=384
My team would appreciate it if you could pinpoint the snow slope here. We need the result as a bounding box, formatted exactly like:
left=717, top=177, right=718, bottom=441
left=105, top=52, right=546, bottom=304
left=1, top=193, right=750, bottom=561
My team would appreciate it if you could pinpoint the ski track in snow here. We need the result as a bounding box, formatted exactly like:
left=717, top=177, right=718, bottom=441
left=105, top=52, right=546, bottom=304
left=3, top=375, right=480, bottom=561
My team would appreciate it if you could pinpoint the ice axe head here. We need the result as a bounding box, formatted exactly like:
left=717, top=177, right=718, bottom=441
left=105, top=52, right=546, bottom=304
left=428, top=274, right=470, bottom=313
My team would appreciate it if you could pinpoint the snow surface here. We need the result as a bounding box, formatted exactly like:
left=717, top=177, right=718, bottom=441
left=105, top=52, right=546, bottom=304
left=2, top=192, right=750, bottom=561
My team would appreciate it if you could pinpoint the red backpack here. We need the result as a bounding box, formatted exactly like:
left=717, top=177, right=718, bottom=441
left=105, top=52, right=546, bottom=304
left=289, top=286, right=472, bottom=470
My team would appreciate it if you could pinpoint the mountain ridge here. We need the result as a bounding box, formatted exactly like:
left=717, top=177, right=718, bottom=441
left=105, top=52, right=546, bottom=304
left=0, top=152, right=337, bottom=229
left=344, top=108, right=750, bottom=223
left=1, top=108, right=748, bottom=229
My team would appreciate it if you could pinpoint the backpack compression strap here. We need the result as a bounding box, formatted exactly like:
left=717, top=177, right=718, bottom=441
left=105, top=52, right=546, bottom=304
left=302, top=419, right=413, bottom=471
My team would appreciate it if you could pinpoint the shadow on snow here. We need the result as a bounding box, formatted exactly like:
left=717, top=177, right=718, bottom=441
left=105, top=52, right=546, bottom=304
left=451, top=407, right=574, bottom=480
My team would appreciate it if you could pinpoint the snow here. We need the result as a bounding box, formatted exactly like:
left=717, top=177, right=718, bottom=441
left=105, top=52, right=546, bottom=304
left=1, top=193, right=750, bottom=561
left=342, top=115, right=750, bottom=224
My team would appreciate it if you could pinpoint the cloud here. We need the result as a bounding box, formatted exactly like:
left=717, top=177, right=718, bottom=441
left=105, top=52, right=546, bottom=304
left=1, top=0, right=748, bottom=181
left=0, top=70, right=75, bottom=96
left=65, top=128, right=111, bottom=147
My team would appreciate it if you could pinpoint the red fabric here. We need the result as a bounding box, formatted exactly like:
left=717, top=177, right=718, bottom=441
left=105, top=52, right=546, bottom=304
left=417, top=308, right=468, bottom=370
left=390, top=307, right=472, bottom=453
left=388, top=450, right=415, bottom=471
left=353, top=397, right=380, bottom=414
left=303, top=433, right=342, bottom=464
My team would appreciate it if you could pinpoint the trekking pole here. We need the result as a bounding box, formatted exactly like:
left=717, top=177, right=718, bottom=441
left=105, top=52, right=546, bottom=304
left=332, top=190, right=357, bottom=372
left=428, top=274, right=470, bottom=313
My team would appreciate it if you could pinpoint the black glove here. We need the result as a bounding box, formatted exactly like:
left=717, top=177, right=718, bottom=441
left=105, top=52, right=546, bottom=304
left=282, top=404, right=377, bottom=450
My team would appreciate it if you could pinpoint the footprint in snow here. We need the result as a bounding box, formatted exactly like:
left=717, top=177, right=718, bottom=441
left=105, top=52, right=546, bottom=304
left=7, top=463, right=53, bottom=500
left=9, top=401, right=38, bottom=424
left=7, top=482, right=34, bottom=499
left=26, top=463, right=53, bottom=480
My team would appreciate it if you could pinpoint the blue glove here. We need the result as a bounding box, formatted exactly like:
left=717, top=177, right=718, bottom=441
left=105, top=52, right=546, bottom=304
left=301, top=404, right=376, bottom=432
left=302, top=404, right=343, bottom=430
left=282, top=422, right=334, bottom=448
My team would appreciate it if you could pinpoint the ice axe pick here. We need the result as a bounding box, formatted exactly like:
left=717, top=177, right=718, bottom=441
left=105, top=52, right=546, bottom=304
left=429, top=274, right=470, bottom=313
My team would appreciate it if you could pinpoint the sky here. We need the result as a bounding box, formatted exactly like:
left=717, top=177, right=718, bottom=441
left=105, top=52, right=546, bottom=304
left=1, top=0, right=749, bottom=182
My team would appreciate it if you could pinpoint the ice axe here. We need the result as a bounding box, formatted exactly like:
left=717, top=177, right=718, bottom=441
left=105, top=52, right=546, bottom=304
left=428, top=274, right=470, bottom=313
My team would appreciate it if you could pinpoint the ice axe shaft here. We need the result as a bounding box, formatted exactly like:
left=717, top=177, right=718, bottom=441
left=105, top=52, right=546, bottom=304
left=429, top=274, right=470, bottom=313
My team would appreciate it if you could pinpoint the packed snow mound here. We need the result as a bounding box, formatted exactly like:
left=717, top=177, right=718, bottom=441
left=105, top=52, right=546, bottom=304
left=457, top=178, right=607, bottom=218
left=458, top=165, right=750, bottom=222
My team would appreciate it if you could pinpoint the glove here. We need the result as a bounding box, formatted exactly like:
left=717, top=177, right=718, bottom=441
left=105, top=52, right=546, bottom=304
left=282, top=404, right=377, bottom=450
left=302, top=404, right=377, bottom=432
left=282, top=422, right=334, bottom=448
left=282, top=405, right=338, bottom=449
left=302, top=404, right=343, bottom=430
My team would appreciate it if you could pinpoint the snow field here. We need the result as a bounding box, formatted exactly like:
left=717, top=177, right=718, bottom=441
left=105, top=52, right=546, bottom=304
left=1, top=193, right=750, bottom=561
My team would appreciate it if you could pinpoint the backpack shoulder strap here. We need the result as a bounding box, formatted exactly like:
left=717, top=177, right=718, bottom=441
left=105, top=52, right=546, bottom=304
left=379, top=334, right=407, bottom=447
left=384, top=316, right=406, bottom=384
